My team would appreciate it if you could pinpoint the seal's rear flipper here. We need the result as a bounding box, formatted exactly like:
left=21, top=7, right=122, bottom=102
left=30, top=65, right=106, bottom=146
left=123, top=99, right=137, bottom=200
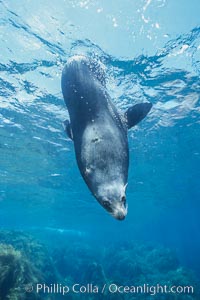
left=63, top=119, right=73, bottom=140
left=125, top=102, right=152, bottom=129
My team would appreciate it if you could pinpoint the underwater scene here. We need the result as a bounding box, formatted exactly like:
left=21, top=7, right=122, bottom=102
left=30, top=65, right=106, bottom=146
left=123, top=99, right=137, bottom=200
left=0, top=0, right=200, bottom=299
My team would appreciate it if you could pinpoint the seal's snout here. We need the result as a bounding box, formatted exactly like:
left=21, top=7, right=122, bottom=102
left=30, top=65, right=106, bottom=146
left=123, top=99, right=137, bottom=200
left=111, top=201, right=127, bottom=221
left=115, top=212, right=126, bottom=221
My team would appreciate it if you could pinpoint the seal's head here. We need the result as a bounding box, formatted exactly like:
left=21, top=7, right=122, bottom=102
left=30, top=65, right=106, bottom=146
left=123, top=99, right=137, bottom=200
left=96, top=182, right=128, bottom=221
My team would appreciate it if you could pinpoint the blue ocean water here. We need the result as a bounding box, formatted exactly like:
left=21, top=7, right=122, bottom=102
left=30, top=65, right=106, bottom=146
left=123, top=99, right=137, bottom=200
left=0, top=0, right=200, bottom=299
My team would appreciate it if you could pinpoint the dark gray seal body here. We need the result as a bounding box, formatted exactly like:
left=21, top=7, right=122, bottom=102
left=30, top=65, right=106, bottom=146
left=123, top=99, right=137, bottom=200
left=61, top=56, right=152, bottom=220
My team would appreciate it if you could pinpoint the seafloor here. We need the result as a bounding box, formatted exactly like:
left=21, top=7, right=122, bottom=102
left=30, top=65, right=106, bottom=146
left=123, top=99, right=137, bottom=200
left=0, top=230, right=199, bottom=300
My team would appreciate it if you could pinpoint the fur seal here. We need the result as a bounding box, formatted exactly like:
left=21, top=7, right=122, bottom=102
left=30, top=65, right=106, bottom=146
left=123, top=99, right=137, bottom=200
left=61, top=56, right=152, bottom=220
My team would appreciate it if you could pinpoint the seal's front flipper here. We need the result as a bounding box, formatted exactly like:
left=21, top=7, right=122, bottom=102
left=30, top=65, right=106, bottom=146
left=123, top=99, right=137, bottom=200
left=63, top=119, right=73, bottom=140
left=125, top=102, right=152, bottom=129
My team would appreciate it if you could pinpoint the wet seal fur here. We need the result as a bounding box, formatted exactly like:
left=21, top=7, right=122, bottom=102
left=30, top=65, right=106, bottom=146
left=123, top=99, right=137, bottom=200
left=61, top=56, right=152, bottom=220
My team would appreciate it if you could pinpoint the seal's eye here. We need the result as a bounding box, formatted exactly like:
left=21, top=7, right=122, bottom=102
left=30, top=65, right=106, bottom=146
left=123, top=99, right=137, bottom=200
left=102, top=200, right=111, bottom=208
left=121, top=196, right=126, bottom=205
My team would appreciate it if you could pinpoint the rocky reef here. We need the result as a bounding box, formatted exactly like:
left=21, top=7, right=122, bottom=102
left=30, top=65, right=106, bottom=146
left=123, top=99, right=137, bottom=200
left=0, top=230, right=199, bottom=300
left=0, top=231, right=57, bottom=300
left=52, top=241, right=200, bottom=300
